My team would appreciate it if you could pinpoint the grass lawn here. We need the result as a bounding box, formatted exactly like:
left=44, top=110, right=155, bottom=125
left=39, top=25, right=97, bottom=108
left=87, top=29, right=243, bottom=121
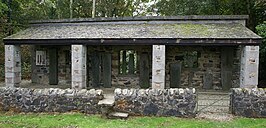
left=0, top=113, right=265, bottom=128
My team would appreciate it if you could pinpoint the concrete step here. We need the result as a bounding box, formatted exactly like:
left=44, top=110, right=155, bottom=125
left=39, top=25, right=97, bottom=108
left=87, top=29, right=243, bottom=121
left=108, top=112, right=129, bottom=119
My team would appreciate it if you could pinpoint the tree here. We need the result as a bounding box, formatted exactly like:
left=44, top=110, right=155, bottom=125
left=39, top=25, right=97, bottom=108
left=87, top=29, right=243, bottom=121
left=256, top=21, right=266, bottom=87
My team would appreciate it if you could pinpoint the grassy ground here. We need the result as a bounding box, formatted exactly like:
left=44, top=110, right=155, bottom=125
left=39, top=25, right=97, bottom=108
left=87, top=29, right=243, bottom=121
left=0, top=113, right=265, bottom=128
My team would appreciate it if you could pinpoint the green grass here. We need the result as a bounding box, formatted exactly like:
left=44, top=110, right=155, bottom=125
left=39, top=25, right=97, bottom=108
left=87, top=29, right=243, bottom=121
left=0, top=113, right=265, bottom=128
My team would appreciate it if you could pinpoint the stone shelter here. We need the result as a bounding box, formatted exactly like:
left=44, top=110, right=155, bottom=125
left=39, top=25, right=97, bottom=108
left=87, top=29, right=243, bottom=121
left=3, top=15, right=262, bottom=90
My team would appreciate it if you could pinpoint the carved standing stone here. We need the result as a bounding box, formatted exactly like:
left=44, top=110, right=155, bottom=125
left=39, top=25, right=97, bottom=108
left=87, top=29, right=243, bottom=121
left=240, top=46, right=259, bottom=88
left=5, top=45, right=21, bottom=87
left=71, top=45, right=87, bottom=89
left=152, top=45, right=165, bottom=89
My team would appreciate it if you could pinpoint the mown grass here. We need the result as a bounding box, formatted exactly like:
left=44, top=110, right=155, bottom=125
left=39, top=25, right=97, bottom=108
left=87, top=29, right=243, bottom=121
left=0, top=113, right=265, bottom=128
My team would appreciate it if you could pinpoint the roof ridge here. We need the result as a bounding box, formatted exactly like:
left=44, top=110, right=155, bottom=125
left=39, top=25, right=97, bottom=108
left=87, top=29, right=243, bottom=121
left=30, top=15, right=249, bottom=24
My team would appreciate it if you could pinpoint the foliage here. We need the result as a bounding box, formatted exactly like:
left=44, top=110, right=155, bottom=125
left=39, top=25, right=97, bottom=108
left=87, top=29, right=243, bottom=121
left=0, top=0, right=265, bottom=82
left=256, top=21, right=266, bottom=83
left=150, top=0, right=266, bottom=30
left=0, top=113, right=265, bottom=128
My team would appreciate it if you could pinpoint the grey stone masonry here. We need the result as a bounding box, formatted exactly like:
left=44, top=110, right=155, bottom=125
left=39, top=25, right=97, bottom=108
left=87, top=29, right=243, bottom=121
left=152, top=45, right=166, bottom=89
left=114, top=88, right=197, bottom=117
left=71, top=45, right=87, bottom=89
left=0, top=87, right=103, bottom=113
left=5, top=45, right=21, bottom=87
left=240, top=46, right=259, bottom=88
left=231, top=88, right=266, bottom=118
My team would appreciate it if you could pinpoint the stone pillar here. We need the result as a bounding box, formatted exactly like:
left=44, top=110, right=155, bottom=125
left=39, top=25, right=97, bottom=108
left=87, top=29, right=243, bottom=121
left=71, top=45, right=87, bottom=89
left=152, top=45, right=165, bottom=89
left=240, top=46, right=259, bottom=88
left=5, top=45, right=21, bottom=87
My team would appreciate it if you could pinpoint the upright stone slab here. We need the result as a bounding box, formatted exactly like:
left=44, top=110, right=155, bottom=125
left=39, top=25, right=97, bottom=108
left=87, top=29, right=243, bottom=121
left=128, top=53, right=134, bottom=74
left=102, top=53, right=112, bottom=88
left=139, top=53, right=150, bottom=88
left=5, top=45, right=21, bottom=87
left=122, top=51, right=127, bottom=75
left=71, top=45, right=87, bottom=89
left=221, top=47, right=234, bottom=90
left=170, top=62, right=181, bottom=88
left=91, top=52, right=100, bottom=87
left=203, top=71, right=213, bottom=89
left=152, top=45, right=165, bottom=89
left=49, top=48, right=58, bottom=85
left=240, top=46, right=259, bottom=88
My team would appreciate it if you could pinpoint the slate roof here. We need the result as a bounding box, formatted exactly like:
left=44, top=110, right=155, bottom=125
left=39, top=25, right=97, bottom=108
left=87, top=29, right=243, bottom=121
left=3, top=16, right=262, bottom=45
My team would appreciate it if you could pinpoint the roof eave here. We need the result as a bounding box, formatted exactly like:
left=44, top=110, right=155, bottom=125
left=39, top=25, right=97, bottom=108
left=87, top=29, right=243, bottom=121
left=3, top=38, right=261, bottom=46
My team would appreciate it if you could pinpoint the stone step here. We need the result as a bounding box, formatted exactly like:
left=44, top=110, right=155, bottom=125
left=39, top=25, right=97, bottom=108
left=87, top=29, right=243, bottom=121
left=98, top=98, right=115, bottom=106
left=98, top=94, right=115, bottom=106
left=197, top=91, right=229, bottom=95
left=108, top=112, right=129, bottom=119
left=197, top=106, right=230, bottom=113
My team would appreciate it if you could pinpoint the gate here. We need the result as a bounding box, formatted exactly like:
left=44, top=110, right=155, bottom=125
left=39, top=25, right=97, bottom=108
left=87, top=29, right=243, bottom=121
left=196, top=91, right=231, bottom=114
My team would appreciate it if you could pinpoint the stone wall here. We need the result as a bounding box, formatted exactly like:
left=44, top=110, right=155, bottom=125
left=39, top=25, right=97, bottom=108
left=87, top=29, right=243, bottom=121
left=114, top=88, right=197, bottom=117
left=0, top=87, right=103, bottom=113
left=230, top=88, right=266, bottom=117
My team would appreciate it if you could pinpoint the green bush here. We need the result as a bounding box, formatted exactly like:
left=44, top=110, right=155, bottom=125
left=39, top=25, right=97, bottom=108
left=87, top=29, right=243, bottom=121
left=256, top=21, right=266, bottom=85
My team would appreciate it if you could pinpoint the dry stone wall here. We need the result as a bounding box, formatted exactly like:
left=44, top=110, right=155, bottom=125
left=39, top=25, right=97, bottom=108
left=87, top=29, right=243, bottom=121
left=0, top=87, right=103, bottom=113
left=114, top=88, right=197, bottom=117
left=231, top=88, right=266, bottom=118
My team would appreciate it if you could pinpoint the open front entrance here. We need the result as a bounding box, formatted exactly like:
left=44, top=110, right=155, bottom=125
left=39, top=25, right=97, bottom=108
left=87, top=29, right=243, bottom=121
left=87, top=45, right=152, bottom=89
left=90, top=51, right=112, bottom=88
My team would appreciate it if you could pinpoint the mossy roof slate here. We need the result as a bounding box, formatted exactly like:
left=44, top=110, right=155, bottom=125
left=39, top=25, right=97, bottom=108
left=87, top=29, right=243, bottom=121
left=5, top=23, right=260, bottom=40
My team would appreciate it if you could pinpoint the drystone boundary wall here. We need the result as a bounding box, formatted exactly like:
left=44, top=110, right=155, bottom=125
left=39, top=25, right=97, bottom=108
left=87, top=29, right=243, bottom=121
left=114, top=88, right=197, bottom=117
left=0, top=87, right=103, bottom=113
left=231, top=88, right=266, bottom=118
